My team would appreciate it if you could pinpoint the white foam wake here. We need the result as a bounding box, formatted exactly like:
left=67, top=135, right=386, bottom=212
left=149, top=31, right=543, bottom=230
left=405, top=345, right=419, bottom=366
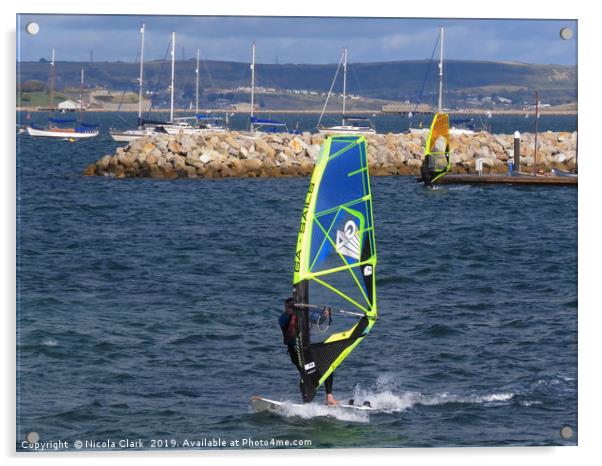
left=350, top=375, right=515, bottom=413
left=349, top=388, right=515, bottom=413
left=276, top=401, right=370, bottom=423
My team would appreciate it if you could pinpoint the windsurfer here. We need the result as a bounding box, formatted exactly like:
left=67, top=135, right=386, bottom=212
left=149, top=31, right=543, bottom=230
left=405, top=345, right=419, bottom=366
left=279, top=298, right=338, bottom=405
left=421, top=132, right=449, bottom=188
left=420, top=153, right=436, bottom=188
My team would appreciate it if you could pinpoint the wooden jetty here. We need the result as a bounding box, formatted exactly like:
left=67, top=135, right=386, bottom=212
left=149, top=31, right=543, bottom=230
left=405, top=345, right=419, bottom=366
left=436, top=174, right=577, bottom=186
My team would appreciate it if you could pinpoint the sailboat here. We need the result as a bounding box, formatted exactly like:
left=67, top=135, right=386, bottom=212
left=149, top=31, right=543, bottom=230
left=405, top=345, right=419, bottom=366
left=418, top=28, right=452, bottom=186
left=318, top=49, right=376, bottom=136
left=288, top=135, right=377, bottom=402
left=248, top=42, right=289, bottom=134
left=170, top=48, right=227, bottom=135
left=409, top=27, right=474, bottom=136
left=26, top=49, right=99, bottom=139
left=110, top=24, right=160, bottom=142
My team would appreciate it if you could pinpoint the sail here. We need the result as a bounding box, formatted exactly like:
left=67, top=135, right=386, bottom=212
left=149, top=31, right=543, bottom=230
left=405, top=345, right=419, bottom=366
left=425, top=112, right=451, bottom=183
left=292, top=135, right=377, bottom=402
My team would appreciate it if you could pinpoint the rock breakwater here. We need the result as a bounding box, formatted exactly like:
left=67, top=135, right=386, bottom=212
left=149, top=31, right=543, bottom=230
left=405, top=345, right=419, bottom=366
left=84, top=131, right=578, bottom=179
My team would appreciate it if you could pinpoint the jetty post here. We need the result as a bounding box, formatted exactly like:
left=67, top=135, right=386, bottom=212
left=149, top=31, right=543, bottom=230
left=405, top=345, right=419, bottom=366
left=513, top=130, right=520, bottom=173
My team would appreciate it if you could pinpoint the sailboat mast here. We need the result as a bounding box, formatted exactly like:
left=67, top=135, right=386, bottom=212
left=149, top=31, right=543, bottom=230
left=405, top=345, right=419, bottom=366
left=195, top=48, right=200, bottom=114
left=79, top=68, right=84, bottom=116
left=438, top=26, right=444, bottom=113
left=138, top=24, right=145, bottom=128
left=49, top=48, right=55, bottom=113
left=342, top=48, right=347, bottom=117
left=251, top=42, right=256, bottom=119
left=170, top=31, right=175, bottom=123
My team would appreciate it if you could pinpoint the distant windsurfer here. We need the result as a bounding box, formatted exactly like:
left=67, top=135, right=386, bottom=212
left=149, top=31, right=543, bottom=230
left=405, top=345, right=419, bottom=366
left=420, top=153, right=436, bottom=188
left=279, top=298, right=338, bottom=405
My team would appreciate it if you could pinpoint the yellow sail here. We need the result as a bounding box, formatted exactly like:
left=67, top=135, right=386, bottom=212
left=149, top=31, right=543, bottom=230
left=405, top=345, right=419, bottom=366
left=425, top=112, right=451, bottom=180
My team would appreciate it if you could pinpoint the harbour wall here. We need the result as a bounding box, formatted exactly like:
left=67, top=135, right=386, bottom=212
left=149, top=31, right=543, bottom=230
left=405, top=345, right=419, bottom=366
left=84, top=131, right=578, bottom=179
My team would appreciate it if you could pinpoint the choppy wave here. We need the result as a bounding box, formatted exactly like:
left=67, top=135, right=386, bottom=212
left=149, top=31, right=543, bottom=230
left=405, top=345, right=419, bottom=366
left=16, top=140, right=577, bottom=448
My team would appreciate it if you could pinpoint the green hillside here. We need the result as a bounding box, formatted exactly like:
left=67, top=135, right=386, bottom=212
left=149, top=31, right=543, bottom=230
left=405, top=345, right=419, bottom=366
left=17, top=58, right=577, bottom=109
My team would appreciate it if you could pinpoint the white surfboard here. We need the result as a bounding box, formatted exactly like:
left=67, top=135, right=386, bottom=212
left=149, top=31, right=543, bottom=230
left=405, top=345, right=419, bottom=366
left=250, top=396, right=374, bottom=413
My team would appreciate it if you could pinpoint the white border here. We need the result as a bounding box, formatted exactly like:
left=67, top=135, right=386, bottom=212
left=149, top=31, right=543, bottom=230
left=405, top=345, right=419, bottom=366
left=3, top=1, right=599, bottom=465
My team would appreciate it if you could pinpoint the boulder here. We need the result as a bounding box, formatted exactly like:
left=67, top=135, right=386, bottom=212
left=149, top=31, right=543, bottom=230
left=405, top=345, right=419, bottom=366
left=289, top=136, right=308, bottom=154
left=184, top=165, right=197, bottom=178
left=179, top=135, right=196, bottom=152
left=493, top=134, right=512, bottom=149
left=522, top=156, right=534, bottom=166
left=97, top=155, right=112, bottom=170
left=112, top=164, right=126, bottom=179
left=146, top=152, right=159, bottom=166
left=83, top=164, right=96, bottom=176
left=173, top=154, right=187, bottom=171
left=241, top=158, right=263, bottom=172
left=141, top=142, right=156, bottom=156
left=254, top=137, right=276, bottom=158
left=307, top=144, right=321, bottom=160
left=121, top=152, right=137, bottom=168
left=199, top=151, right=214, bottom=165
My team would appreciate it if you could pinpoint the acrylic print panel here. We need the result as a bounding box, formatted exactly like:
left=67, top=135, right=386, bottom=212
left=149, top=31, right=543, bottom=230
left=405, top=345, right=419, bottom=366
left=16, top=12, right=577, bottom=452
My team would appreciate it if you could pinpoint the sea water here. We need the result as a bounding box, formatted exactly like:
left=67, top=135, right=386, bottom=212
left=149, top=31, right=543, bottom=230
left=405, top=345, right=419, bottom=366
left=16, top=117, right=577, bottom=449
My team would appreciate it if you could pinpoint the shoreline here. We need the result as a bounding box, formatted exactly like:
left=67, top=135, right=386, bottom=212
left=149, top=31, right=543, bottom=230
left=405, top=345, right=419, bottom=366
left=16, top=107, right=578, bottom=116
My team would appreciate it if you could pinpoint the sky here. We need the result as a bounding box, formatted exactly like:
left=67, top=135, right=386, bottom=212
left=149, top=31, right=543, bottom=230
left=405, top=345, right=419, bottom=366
left=16, top=14, right=577, bottom=66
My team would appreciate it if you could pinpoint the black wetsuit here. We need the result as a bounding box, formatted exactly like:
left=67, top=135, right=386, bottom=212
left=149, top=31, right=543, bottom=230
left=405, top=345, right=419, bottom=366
left=287, top=342, right=334, bottom=395
left=280, top=308, right=334, bottom=398
left=420, top=154, right=435, bottom=188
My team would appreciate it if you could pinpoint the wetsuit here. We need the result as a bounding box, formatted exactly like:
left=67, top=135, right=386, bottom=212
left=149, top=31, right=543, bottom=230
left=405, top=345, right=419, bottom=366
left=279, top=307, right=334, bottom=398
left=287, top=341, right=334, bottom=395
left=420, top=154, right=436, bottom=188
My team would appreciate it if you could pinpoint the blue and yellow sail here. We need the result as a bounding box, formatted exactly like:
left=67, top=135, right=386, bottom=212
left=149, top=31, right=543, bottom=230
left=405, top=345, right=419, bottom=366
left=292, top=135, right=377, bottom=402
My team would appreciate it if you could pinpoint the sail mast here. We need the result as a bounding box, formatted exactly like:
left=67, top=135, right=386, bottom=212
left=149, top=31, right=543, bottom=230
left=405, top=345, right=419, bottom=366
left=170, top=31, right=175, bottom=123
left=79, top=68, right=84, bottom=118
left=250, top=42, right=256, bottom=128
left=195, top=48, right=200, bottom=114
left=49, top=48, right=55, bottom=113
left=342, top=48, right=348, bottom=117
left=138, top=24, right=145, bottom=128
left=438, top=26, right=444, bottom=113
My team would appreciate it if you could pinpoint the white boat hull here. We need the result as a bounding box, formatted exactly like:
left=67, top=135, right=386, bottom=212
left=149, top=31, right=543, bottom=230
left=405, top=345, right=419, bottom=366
left=319, top=126, right=376, bottom=136
left=409, top=127, right=474, bottom=136
left=110, top=129, right=158, bottom=142
left=450, top=128, right=475, bottom=136
left=162, top=125, right=227, bottom=136
left=26, top=127, right=99, bottom=139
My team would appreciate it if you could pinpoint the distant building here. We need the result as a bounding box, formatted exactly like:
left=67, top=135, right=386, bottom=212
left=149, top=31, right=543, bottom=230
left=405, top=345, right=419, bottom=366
left=58, top=99, right=81, bottom=110
left=229, top=102, right=258, bottom=112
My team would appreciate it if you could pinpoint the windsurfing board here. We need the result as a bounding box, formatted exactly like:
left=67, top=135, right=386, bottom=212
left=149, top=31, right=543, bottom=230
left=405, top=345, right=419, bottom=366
left=250, top=396, right=374, bottom=413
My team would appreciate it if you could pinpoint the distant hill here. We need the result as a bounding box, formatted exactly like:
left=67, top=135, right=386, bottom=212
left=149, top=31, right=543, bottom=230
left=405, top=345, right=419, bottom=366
left=17, top=59, right=577, bottom=110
